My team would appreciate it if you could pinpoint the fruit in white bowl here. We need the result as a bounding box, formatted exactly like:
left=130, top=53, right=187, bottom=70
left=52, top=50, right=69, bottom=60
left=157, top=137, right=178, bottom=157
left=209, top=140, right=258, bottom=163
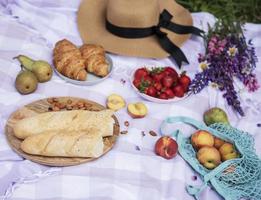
left=127, top=102, right=148, bottom=118
left=132, top=66, right=191, bottom=101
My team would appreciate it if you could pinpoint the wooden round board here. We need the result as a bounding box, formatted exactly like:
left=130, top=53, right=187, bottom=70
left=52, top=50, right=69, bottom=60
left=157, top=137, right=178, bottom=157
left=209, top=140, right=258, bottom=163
left=5, top=97, right=120, bottom=167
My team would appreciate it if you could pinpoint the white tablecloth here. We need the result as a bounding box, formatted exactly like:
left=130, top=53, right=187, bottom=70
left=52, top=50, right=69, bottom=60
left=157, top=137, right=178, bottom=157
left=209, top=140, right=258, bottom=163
left=0, top=0, right=260, bottom=199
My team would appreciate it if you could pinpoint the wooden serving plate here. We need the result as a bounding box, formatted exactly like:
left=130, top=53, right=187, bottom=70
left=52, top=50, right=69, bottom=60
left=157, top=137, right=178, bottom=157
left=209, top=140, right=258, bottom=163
left=5, top=97, right=120, bottom=167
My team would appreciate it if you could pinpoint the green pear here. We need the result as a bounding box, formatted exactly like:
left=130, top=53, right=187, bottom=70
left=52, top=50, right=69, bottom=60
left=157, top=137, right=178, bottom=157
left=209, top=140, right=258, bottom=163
left=31, top=60, right=53, bottom=82
left=15, top=55, right=53, bottom=82
left=15, top=70, right=38, bottom=94
left=204, top=107, right=229, bottom=126
left=15, top=55, right=34, bottom=70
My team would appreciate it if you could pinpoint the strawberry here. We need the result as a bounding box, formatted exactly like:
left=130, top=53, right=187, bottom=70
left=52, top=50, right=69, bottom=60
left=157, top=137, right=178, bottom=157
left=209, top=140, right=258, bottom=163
left=162, top=76, right=174, bottom=88
left=143, top=75, right=153, bottom=85
left=134, top=68, right=148, bottom=80
left=165, top=88, right=175, bottom=98
left=133, top=79, right=141, bottom=89
left=154, top=82, right=163, bottom=91
left=137, top=79, right=150, bottom=93
left=145, top=86, right=157, bottom=97
left=179, top=72, right=191, bottom=91
left=153, top=73, right=164, bottom=82
left=159, top=92, right=168, bottom=99
left=173, top=85, right=185, bottom=98
left=164, top=67, right=178, bottom=78
left=149, top=67, right=164, bottom=83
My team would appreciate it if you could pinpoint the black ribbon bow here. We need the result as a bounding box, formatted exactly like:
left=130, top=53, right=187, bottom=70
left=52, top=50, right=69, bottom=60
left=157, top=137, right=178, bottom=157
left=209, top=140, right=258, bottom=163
left=106, top=9, right=204, bottom=68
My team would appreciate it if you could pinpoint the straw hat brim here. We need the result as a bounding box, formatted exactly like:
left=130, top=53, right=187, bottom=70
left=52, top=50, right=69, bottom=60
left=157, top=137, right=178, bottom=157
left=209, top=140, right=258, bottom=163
left=77, top=0, right=192, bottom=59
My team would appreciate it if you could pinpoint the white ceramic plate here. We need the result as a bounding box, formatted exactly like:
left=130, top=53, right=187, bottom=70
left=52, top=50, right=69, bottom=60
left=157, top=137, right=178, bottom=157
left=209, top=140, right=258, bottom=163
left=54, top=55, right=113, bottom=86
left=130, top=67, right=190, bottom=103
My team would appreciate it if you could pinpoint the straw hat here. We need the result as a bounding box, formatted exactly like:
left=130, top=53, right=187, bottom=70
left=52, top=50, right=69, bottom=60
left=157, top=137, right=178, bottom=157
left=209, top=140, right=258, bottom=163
left=77, top=0, right=193, bottom=59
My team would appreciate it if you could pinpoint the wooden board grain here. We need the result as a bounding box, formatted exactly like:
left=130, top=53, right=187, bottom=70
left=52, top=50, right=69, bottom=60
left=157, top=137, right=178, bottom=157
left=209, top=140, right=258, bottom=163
left=5, top=97, right=120, bottom=167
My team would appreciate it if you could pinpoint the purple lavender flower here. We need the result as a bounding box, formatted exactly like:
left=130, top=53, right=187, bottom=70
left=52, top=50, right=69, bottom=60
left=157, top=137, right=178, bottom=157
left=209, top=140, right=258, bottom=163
left=244, top=74, right=260, bottom=92
left=208, top=36, right=227, bottom=55
left=189, top=23, right=259, bottom=116
left=198, top=53, right=206, bottom=63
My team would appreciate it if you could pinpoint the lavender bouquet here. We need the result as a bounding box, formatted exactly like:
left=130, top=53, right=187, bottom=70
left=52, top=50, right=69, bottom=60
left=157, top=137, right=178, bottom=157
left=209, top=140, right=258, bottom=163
left=189, top=22, right=259, bottom=116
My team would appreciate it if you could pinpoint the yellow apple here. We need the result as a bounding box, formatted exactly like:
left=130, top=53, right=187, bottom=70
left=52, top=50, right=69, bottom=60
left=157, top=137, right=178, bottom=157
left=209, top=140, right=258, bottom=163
left=191, top=130, right=214, bottom=150
left=106, top=94, right=126, bottom=111
left=127, top=102, right=148, bottom=118
left=214, top=137, right=226, bottom=149
left=219, top=143, right=239, bottom=161
left=197, top=146, right=221, bottom=169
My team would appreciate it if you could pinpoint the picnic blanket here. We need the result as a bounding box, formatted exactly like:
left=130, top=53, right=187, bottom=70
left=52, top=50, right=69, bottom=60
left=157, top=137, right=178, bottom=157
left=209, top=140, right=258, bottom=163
left=0, top=0, right=260, bottom=199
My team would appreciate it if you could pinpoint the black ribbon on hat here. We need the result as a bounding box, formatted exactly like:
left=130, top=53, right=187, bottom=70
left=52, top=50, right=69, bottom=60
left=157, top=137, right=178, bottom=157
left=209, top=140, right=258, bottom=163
left=106, top=9, right=204, bottom=68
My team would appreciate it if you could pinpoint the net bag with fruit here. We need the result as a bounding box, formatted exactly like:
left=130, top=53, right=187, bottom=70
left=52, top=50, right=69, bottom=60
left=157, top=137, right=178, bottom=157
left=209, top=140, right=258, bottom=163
left=160, top=116, right=261, bottom=200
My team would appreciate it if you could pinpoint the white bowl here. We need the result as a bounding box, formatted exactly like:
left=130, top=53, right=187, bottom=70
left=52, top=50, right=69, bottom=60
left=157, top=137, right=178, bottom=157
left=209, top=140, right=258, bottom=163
left=54, top=55, right=113, bottom=86
left=130, top=67, right=190, bottom=103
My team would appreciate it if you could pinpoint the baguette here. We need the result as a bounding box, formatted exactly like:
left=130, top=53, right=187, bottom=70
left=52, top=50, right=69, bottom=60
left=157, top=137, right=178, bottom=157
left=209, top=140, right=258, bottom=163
left=21, top=130, right=104, bottom=158
left=13, top=110, right=114, bottom=139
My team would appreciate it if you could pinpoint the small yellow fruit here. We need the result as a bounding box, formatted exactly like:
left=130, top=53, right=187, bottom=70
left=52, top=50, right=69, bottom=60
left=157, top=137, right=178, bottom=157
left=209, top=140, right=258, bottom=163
left=106, top=94, right=126, bottom=111
left=191, top=130, right=214, bottom=150
left=197, top=146, right=221, bottom=169
left=203, top=107, right=229, bottom=126
left=214, top=137, right=226, bottom=149
left=15, top=71, right=38, bottom=94
left=127, top=102, right=148, bottom=118
left=219, top=143, right=239, bottom=161
left=15, top=55, right=53, bottom=83
left=32, top=60, right=53, bottom=83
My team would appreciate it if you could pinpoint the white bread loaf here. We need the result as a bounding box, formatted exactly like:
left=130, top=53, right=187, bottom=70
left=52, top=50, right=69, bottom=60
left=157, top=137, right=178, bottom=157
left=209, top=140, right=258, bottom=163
left=13, top=110, right=114, bottom=139
left=21, top=129, right=104, bottom=158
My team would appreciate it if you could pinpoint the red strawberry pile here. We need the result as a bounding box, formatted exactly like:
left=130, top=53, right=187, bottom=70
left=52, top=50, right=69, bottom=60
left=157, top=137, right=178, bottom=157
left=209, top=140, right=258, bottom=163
left=133, top=67, right=191, bottom=99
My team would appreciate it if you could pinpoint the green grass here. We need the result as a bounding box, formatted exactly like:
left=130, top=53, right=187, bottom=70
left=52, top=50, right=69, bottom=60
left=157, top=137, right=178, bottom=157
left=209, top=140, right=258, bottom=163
left=177, top=0, right=261, bottom=23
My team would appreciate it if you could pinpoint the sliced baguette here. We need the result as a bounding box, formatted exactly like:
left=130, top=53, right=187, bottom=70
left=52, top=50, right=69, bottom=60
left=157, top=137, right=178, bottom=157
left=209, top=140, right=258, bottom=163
left=13, top=110, right=114, bottom=139
left=21, top=129, right=104, bottom=158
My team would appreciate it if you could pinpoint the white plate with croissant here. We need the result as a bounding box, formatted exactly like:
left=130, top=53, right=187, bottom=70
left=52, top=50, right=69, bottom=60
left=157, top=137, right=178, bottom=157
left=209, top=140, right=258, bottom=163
left=5, top=97, right=120, bottom=166
left=53, top=39, right=113, bottom=86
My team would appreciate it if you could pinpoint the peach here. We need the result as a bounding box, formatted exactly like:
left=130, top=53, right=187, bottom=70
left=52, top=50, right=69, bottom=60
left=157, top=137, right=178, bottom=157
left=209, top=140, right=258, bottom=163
left=219, top=143, right=239, bottom=161
left=127, top=102, right=148, bottom=118
left=155, top=136, right=178, bottom=159
left=214, top=137, right=225, bottom=149
left=197, top=146, right=221, bottom=169
left=191, top=130, right=214, bottom=150
left=106, top=94, right=126, bottom=111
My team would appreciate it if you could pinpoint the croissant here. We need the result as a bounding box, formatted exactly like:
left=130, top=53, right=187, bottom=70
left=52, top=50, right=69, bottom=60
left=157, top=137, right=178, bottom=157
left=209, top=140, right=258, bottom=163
left=21, top=130, right=104, bottom=158
left=53, top=39, right=87, bottom=81
left=80, top=44, right=109, bottom=77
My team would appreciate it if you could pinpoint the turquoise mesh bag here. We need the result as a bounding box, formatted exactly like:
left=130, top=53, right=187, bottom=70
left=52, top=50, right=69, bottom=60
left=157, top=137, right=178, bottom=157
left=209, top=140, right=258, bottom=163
left=160, top=116, right=261, bottom=200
